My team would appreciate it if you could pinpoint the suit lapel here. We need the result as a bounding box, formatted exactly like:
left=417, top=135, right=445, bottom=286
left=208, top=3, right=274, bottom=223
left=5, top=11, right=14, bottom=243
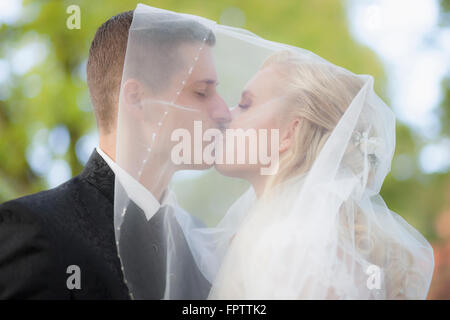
left=79, top=150, right=115, bottom=204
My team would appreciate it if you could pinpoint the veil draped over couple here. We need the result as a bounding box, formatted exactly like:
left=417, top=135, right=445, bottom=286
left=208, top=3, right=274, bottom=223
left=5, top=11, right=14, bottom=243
left=113, top=4, right=434, bottom=300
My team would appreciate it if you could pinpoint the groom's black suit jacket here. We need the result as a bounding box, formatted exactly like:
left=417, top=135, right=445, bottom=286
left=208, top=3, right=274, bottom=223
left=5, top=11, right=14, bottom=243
left=0, top=150, right=210, bottom=299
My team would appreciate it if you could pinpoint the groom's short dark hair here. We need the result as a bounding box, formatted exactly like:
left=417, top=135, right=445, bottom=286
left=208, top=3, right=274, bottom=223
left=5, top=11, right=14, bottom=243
left=87, top=10, right=215, bottom=134
left=87, top=11, right=133, bottom=134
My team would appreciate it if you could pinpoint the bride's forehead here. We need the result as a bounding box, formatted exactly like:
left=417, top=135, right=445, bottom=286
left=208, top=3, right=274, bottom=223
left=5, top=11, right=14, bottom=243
left=245, top=67, right=281, bottom=94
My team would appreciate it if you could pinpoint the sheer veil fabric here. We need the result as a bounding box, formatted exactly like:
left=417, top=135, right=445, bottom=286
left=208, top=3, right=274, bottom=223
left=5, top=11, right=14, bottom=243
left=114, top=4, right=434, bottom=299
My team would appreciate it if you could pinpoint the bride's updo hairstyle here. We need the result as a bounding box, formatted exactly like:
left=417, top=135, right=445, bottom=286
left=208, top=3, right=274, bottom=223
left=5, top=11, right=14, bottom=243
left=260, top=50, right=426, bottom=299
left=261, top=50, right=366, bottom=186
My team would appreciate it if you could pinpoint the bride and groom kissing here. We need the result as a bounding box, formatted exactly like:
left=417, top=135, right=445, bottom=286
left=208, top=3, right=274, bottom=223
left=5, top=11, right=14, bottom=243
left=0, top=5, right=433, bottom=300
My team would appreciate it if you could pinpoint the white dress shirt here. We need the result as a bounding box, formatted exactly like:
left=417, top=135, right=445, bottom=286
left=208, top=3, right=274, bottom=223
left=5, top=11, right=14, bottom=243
left=96, top=147, right=175, bottom=221
left=96, top=146, right=209, bottom=280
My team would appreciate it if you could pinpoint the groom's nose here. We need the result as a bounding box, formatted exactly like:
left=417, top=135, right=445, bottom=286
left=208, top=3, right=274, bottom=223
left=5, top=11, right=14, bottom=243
left=209, top=95, right=231, bottom=127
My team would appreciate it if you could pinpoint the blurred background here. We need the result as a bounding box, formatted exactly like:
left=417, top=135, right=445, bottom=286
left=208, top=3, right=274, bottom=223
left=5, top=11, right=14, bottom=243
left=0, top=0, right=449, bottom=298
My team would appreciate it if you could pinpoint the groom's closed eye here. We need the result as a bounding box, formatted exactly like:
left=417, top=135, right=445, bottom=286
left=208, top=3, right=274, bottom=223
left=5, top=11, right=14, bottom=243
left=192, top=79, right=219, bottom=99
left=195, top=91, right=207, bottom=98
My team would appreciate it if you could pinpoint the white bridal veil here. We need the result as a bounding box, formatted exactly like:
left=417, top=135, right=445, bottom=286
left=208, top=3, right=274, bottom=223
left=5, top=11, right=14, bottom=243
left=113, top=4, right=434, bottom=299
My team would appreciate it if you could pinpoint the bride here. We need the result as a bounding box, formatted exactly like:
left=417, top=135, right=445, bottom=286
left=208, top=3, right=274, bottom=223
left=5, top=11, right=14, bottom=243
left=209, top=50, right=434, bottom=299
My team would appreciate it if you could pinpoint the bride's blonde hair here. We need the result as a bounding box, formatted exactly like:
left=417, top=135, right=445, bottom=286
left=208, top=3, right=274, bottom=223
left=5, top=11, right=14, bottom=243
left=261, top=50, right=363, bottom=186
left=260, top=50, right=425, bottom=299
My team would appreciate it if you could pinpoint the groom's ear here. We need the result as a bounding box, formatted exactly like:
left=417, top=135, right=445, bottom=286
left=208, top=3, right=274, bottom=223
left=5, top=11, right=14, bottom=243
left=123, top=79, right=145, bottom=115
left=279, top=118, right=300, bottom=153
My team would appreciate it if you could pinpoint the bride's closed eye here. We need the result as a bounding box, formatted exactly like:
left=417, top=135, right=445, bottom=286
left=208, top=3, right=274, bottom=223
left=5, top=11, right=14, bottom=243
left=238, top=101, right=251, bottom=109
left=238, top=90, right=253, bottom=110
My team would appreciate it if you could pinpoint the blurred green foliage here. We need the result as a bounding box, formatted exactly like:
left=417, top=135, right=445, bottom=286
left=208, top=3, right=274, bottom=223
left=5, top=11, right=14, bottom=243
left=0, top=0, right=448, bottom=244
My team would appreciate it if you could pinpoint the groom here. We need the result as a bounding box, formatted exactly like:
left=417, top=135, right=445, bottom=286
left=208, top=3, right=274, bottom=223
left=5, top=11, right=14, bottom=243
left=0, top=10, right=230, bottom=299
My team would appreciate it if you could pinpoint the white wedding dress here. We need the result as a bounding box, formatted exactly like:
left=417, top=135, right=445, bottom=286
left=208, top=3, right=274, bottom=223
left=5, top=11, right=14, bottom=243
left=208, top=170, right=433, bottom=299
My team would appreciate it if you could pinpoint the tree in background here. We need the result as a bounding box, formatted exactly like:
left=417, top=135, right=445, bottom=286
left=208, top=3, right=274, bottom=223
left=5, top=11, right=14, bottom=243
left=0, top=0, right=448, bottom=298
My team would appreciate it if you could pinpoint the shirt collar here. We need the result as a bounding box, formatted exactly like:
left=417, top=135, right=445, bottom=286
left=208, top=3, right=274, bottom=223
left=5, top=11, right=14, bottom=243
left=96, top=147, right=173, bottom=221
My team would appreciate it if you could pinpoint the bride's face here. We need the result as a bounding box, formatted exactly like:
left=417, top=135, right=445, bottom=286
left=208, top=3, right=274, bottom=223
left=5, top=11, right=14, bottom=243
left=215, top=67, right=287, bottom=180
